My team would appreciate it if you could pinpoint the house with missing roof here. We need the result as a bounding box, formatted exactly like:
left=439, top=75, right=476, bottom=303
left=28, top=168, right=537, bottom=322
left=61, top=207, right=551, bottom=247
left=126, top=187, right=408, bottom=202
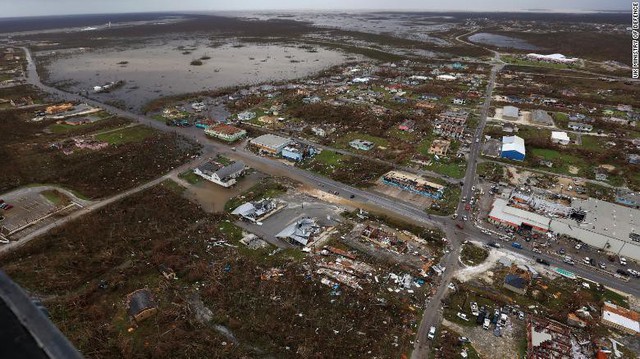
left=126, top=289, right=158, bottom=323
left=194, top=160, right=246, bottom=187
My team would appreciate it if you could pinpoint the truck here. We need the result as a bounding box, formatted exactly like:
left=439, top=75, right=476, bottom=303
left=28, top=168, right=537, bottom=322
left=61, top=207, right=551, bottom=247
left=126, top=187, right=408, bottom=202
left=511, top=242, right=522, bottom=249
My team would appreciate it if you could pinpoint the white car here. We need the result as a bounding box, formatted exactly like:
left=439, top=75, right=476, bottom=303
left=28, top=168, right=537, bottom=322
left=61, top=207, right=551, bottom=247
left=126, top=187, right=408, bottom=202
left=448, top=282, right=456, bottom=291
left=427, top=326, right=436, bottom=340
left=575, top=243, right=582, bottom=250
left=620, top=257, right=627, bottom=266
left=482, top=318, right=490, bottom=330
left=457, top=312, right=469, bottom=321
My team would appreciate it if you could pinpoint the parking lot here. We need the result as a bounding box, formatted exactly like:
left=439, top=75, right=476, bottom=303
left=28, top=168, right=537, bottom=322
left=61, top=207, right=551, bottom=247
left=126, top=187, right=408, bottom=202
left=0, top=186, right=83, bottom=239
left=233, top=191, right=346, bottom=248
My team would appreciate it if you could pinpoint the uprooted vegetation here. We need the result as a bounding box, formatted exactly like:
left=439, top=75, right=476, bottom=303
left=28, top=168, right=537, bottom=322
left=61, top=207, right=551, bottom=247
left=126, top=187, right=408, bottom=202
left=0, top=184, right=422, bottom=358
left=0, top=109, right=199, bottom=198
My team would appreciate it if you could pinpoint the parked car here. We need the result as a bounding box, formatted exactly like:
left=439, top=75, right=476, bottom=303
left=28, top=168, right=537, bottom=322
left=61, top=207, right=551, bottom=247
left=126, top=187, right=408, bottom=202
left=476, top=312, right=486, bottom=325
left=470, top=302, right=480, bottom=316
left=518, top=311, right=525, bottom=320
left=536, top=258, right=550, bottom=266
left=427, top=326, right=436, bottom=340
left=4, top=205, right=12, bottom=210
left=559, top=248, right=566, bottom=255
left=616, top=269, right=630, bottom=277
left=482, top=318, right=491, bottom=330
left=599, top=262, right=607, bottom=269
left=511, top=242, right=522, bottom=249
left=575, top=243, right=583, bottom=250
left=620, top=257, right=627, bottom=266
left=488, top=242, right=501, bottom=248
left=457, top=312, right=469, bottom=321
left=458, top=337, right=471, bottom=343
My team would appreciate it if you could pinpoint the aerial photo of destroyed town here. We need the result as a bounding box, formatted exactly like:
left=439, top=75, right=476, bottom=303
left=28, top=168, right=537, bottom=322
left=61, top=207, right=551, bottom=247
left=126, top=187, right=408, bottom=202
left=0, top=0, right=639, bottom=358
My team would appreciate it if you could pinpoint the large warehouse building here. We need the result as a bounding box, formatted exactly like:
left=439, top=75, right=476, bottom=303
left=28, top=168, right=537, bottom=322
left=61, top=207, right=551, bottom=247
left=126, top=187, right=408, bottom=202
left=488, top=197, right=640, bottom=260
left=501, top=136, right=526, bottom=161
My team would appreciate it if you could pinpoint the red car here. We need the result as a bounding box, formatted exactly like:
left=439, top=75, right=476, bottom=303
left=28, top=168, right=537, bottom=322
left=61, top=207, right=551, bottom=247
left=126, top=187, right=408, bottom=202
left=4, top=204, right=13, bottom=210
left=464, top=204, right=471, bottom=211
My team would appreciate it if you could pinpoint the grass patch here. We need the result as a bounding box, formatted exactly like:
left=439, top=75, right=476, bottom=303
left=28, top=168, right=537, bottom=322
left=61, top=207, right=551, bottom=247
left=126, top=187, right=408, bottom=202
left=160, top=179, right=186, bottom=195
left=427, top=185, right=461, bottom=216
left=425, top=159, right=466, bottom=179
left=41, top=189, right=71, bottom=206
left=477, top=162, right=505, bottom=182
left=178, top=170, right=202, bottom=185
left=94, top=126, right=156, bottom=145
left=461, top=243, right=489, bottom=266
left=224, top=178, right=287, bottom=212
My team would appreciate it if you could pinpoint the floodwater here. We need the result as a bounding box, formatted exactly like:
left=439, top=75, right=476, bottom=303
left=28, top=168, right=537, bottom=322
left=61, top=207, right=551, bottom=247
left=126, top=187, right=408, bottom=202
left=44, top=40, right=354, bottom=111
left=468, top=33, right=540, bottom=50
left=183, top=170, right=266, bottom=213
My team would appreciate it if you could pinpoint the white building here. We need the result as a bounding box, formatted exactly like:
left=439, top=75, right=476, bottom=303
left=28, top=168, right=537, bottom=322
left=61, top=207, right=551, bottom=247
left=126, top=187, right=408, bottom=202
left=249, top=134, right=293, bottom=155
left=551, top=131, right=570, bottom=145
left=194, top=161, right=246, bottom=187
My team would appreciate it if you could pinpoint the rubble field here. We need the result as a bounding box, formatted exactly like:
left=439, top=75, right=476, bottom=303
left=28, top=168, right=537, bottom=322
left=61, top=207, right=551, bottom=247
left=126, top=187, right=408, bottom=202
left=0, top=183, right=428, bottom=358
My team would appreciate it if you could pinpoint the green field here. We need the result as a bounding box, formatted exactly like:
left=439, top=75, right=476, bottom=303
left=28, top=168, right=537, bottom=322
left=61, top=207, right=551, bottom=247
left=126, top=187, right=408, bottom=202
left=95, top=126, right=156, bottom=145
left=178, top=170, right=202, bottom=184
left=425, top=160, right=467, bottom=179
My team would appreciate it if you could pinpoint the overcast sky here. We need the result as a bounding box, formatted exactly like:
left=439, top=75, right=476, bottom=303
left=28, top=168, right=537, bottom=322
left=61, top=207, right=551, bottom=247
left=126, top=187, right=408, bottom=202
left=3, top=0, right=632, bottom=17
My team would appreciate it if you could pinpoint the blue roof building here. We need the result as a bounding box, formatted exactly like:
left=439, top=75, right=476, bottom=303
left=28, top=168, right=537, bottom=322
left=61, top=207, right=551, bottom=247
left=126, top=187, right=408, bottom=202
left=501, top=136, right=526, bottom=161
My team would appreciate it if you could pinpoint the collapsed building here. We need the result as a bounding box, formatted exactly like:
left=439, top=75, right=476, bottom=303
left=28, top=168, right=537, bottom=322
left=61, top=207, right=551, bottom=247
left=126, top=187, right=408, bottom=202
left=382, top=170, right=445, bottom=199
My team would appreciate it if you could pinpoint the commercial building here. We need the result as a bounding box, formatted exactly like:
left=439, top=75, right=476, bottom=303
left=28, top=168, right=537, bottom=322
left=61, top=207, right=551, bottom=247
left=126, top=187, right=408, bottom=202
left=204, top=124, right=247, bottom=142
left=503, top=106, right=520, bottom=121
left=601, top=302, right=639, bottom=335
left=488, top=196, right=640, bottom=260
left=249, top=134, right=293, bottom=155
left=349, top=139, right=375, bottom=151
left=488, top=198, right=550, bottom=233
left=194, top=161, right=246, bottom=187
left=549, top=198, right=640, bottom=261
left=501, top=136, right=526, bottom=161
left=381, top=170, right=445, bottom=199
left=551, top=131, right=570, bottom=145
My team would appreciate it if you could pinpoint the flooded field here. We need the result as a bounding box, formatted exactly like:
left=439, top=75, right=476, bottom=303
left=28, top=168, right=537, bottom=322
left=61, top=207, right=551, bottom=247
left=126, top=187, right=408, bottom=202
left=183, top=170, right=266, bottom=213
left=43, top=40, right=354, bottom=111
left=468, top=32, right=540, bottom=50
